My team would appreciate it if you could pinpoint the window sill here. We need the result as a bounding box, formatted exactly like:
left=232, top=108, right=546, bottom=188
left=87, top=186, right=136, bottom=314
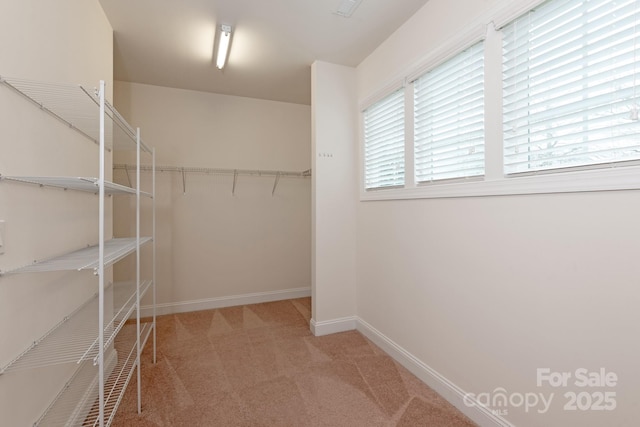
left=360, top=165, right=640, bottom=201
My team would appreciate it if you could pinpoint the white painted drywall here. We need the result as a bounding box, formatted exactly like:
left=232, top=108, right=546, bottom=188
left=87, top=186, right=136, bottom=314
left=112, top=82, right=311, bottom=310
left=0, top=1, right=113, bottom=425
left=356, top=0, right=640, bottom=426
left=310, top=61, right=358, bottom=332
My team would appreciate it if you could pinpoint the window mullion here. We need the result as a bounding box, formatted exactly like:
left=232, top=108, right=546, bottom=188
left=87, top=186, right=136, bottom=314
left=484, top=22, right=504, bottom=180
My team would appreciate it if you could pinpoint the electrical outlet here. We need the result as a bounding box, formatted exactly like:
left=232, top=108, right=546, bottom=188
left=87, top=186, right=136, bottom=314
left=0, top=220, right=5, bottom=255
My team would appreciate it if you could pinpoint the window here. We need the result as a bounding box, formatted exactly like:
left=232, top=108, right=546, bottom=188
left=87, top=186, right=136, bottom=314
left=360, top=0, right=640, bottom=201
left=414, top=41, right=485, bottom=182
left=363, top=88, right=405, bottom=189
left=503, top=0, right=640, bottom=174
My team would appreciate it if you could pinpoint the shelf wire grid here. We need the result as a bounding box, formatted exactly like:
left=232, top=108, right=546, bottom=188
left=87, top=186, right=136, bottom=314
left=0, top=281, right=151, bottom=374
left=0, top=76, right=151, bottom=153
left=95, top=323, right=153, bottom=427
left=0, top=176, right=152, bottom=197
left=34, top=322, right=152, bottom=427
left=1, top=237, right=152, bottom=276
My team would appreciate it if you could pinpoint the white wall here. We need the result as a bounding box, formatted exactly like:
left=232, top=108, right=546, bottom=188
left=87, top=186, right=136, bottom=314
left=355, top=0, right=640, bottom=426
left=310, top=61, right=358, bottom=335
left=0, top=1, right=113, bottom=425
left=113, top=82, right=311, bottom=313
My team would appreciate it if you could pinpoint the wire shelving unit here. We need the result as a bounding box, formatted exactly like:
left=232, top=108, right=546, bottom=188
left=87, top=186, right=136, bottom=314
left=0, top=75, right=156, bottom=427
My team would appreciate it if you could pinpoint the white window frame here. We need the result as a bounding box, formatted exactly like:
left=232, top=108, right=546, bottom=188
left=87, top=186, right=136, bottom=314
left=359, top=0, right=640, bottom=201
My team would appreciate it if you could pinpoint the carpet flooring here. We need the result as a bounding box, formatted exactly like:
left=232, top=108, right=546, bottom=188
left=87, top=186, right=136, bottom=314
left=111, top=298, right=477, bottom=427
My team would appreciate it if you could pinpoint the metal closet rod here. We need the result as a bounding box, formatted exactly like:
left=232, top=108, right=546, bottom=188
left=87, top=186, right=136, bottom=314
left=113, top=163, right=311, bottom=196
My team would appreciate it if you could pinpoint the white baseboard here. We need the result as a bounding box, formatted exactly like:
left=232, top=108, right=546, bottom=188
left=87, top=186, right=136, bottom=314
left=356, top=317, right=513, bottom=427
left=140, top=286, right=311, bottom=317
left=310, top=316, right=357, bottom=336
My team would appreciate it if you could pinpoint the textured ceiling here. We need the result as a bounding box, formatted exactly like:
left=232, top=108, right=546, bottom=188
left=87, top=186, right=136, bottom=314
left=99, top=0, right=429, bottom=105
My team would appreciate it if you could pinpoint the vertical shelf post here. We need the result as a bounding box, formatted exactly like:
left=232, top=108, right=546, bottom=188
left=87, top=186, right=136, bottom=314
left=98, top=80, right=106, bottom=427
left=152, top=148, right=157, bottom=364
left=136, top=127, right=142, bottom=415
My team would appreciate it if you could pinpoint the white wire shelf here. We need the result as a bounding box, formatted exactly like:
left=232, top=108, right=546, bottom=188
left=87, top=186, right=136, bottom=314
left=113, top=163, right=311, bottom=195
left=0, top=280, right=151, bottom=374
left=0, top=237, right=152, bottom=276
left=34, top=322, right=153, bottom=427
left=0, top=75, right=151, bottom=153
left=0, top=175, right=152, bottom=197
left=113, top=163, right=311, bottom=178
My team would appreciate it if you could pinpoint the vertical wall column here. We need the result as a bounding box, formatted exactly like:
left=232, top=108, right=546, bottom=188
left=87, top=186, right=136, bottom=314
left=310, top=61, right=358, bottom=336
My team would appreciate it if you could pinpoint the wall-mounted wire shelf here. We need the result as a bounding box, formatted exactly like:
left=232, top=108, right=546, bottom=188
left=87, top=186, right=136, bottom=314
left=0, top=175, right=152, bottom=198
left=0, top=281, right=151, bottom=374
left=34, top=322, right=152, bottom=427
left=0, top=76, right=151, bottom=153
left=114, top=164, right=311, bottom=178
left=114, top=163, right=311, bottom=195
left=0, top=237, right=151, bottom=276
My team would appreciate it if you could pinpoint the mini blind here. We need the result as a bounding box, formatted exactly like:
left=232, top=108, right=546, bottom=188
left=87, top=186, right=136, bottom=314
left=503, top=0, right=640, bottom=174
left=414, top=41, right=485, bottom=183
left=363, top=88, right=405, bottom=189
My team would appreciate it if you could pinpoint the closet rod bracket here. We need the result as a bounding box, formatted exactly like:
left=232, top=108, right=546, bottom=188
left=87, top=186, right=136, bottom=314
left=232, top=169, right=238, bottom=196
left=272, top=172, right=280, bottom=196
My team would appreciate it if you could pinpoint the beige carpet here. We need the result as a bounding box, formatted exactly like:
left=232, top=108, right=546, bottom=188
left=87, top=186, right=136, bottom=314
left=112, top=298, right=477, bottom=426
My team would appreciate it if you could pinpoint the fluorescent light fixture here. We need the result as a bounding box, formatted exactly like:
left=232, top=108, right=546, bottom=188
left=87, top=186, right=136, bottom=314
left=216, top=24, right=232, bottom=69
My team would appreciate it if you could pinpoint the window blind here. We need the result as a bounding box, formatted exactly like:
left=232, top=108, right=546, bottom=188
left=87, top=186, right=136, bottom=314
left=414, top=41, right=485, bottom=183
left=363, top=88, right=405, bottom=189
left=503, top=0, right=640, bottom=174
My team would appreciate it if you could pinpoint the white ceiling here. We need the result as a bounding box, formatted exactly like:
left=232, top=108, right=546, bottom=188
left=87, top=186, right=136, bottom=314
left=98, top=0, right=429, bottom=105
